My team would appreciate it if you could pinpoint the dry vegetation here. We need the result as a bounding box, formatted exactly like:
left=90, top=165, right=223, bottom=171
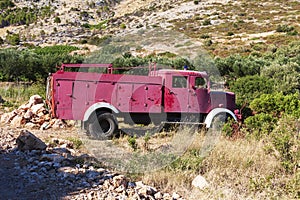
left=141, top=130, right=299, bottom=199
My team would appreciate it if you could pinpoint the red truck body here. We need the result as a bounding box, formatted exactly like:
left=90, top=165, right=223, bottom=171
left=47, top=64, right=238, bottom=138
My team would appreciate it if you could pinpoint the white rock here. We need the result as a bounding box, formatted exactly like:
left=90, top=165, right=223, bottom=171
left=24, top=110, right=33, bottom=119
left=154, top=192, right=163, bottom=199
left=29, top=95, right=43, bottom=106
left=172, top=192, right=180, bottom=199
left=10, top=115, right=24, bottom=127
left=25, top=122, right=39, bottom=129
left=31, top=103, right=45, bottom=114
left=192, top=175, right=209, bottom=190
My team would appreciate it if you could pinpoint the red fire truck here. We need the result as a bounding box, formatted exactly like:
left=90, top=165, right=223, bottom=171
left=47, top=63, right=239, bottom=139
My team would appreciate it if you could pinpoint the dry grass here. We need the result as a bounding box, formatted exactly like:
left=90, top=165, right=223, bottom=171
left=140, top=131, right=297, bottom=199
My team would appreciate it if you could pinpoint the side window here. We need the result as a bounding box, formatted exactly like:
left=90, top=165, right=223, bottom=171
left=195, top=77, right=206, bottom=88
left=172, top=76, right=187, bottom=88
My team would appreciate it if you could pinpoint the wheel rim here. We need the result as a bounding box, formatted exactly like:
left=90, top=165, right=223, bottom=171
left=99, top=118, right=112, bottom=134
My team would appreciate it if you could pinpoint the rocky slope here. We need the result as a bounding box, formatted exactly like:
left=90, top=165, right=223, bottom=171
left=1, top=0, right=299, bottom=56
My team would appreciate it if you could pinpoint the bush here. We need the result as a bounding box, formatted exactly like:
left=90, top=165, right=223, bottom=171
left=244, top=113, right=277, bottom=138
left=268, top=115, right=300, bottom=174
left=261, top=62, right=300, bottom=94
left=6, top=33, right=20, bottom=45
left=230, top=75, right=274, bottom=106
left=128, top=135, right=138, bottom=151
left=227, top=31, right=234, bottom=36
left=276, top=24, right=295, bottom=33
left=0, top=0, right=14, bottom=9
left=120, top=23, right=126, bottom=29
left=250, top=92, right=300, bottom=118
left=54, top=16, right=61, bottom=23
left=0, top=47, right=83, bottom=82
left=215, top=54, right=266, bottom=80
left=202, top=19, right=211, bottom=26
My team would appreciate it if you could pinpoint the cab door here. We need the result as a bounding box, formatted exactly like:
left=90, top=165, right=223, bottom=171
left=188, top=76, right=209, bottom=113
left=164, top=75, right=189, bottom=112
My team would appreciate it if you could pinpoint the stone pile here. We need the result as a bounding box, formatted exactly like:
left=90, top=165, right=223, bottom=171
left=0, top=95, right=66, bottom=130
left=0, top=128, right=184, bottom=199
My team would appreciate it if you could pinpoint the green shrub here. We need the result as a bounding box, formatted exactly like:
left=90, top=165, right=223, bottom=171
left=128, top=135, right=138, bottom=151
left=6, top=33, right=20, bottom=45
left=202, top=19, right=211, bottom=26
left=244, top=113, right=277, bottom=138
left=200, top=34, right=210, bottom=39
left=120, top=23, right=126, bottom=29
left=0, top=0, right=14, bottom=9
left=204, top=39, right=213, bottom=46
left=54, top=16, right=61, bottom=23
left=87, top=35, right=112, bottom=46
left=261, top=62, right=300, bottom=94
left=250, top=92, right=300, bottom=118
left=67, top=137, right=83, bottom=149
left=276, top=24, right=295, bottom=33
left=268, top=115, right=300, bottom=174
left=227, top=31, right=234, bottom=36
left=230, top=75, right=274, bottom=106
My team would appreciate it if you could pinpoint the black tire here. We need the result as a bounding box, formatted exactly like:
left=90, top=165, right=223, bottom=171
left=88, top=112, right=118, bottom=139
left=211, top=113, right=228, bottom=131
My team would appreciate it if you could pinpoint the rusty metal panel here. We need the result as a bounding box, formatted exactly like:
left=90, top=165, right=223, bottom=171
left=55, top=80, right=73, bottom=119
left=72, top=81, right=90, bottom=120
left=115, top=83, right=133, bottom=112
left=145, top=84, right=162, bottom=113
left=131, top=84, right=147, bottom=112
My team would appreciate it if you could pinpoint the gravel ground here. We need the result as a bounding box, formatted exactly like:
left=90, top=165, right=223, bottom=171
left=0, top=124, right=183, bottom=200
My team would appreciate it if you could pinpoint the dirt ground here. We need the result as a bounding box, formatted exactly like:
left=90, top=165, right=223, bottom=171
left=0, top=122, right=188, bottom=199
left=0, top=124, right=84, bottom=199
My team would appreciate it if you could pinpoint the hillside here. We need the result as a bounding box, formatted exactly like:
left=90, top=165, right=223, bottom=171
left=0, top=0, right=299, bottom=56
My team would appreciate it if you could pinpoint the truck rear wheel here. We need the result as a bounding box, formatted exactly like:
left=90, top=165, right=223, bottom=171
left=211, top=113, right=228, bottom=130
left=88, top=112, right=118, bottom=139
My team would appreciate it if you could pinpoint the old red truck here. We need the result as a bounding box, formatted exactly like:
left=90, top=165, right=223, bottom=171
left=47, top=63, right=239, bottom=138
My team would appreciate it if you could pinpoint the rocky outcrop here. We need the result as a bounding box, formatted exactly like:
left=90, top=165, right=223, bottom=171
left=0, top=95, right=66, bottom=130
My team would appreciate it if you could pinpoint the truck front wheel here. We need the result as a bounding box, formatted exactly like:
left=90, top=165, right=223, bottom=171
left=88, top=112, right=118, bottom=139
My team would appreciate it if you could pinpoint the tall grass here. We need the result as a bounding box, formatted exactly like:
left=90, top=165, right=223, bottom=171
left=0, top=82, right=46, bottom=108
left=141, top=127, right=299, bottom=199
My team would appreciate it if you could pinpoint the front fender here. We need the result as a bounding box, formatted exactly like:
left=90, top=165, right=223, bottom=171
left=204, top=108, right=237, bottom=128
left=83, top=102, right=119, bottom=122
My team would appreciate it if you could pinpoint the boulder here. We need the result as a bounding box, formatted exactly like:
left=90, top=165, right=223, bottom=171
left=192, top=175, right=209, bottom=190
left=16, top=130, right=47, bottom=151
left=29, top=95, right=43, bottom=105
left=10, top=115, right=25, bottom=127
left=25, top=122, right=40, bottom=129
left=112, top=175, right=127, bottom=188
left=31, top=103, right=45, bottom=115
